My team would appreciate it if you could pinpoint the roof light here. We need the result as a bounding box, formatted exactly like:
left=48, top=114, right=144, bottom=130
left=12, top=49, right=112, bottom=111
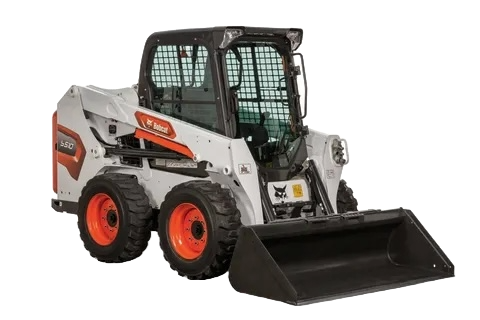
left=286, top=30, right=302, bottom=51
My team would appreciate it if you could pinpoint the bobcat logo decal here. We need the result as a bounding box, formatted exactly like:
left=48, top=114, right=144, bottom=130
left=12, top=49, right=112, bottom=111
left=273, top=185, right=288, bottom=201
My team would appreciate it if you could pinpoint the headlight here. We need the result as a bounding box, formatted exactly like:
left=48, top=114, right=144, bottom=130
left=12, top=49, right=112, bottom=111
left=332, top=139, right=349, bottom=165
left=286, top=30, right=302, bottom=51
left=220, top=28, right=244, bottom=48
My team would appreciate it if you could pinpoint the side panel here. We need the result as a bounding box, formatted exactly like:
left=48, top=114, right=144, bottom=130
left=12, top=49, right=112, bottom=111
left=55, top=87, right=116, bottom=202
left=305, top=129, right=344, bottom=213
left=197, top=139, right=263, bottom=225
left=52, top=111, right=57, bottom=193
left=56, top=124, right=87, bottom=181
left=229, top=139, right=263, bottom=225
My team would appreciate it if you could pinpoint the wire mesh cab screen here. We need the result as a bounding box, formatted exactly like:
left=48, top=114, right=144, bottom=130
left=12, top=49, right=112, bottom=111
left=225, top=43, right=292, bottom=142
left=149, top=45, right=219, bottom=132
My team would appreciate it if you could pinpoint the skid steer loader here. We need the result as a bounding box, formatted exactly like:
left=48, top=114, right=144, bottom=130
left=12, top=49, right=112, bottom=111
left=51, top=26, right=454, bottom=305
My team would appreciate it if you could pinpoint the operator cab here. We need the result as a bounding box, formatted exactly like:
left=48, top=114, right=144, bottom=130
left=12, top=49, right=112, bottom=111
left=137, top=27, right=308, bottom=180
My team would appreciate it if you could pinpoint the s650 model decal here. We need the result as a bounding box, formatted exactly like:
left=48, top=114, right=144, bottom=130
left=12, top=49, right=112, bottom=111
left=134, top=111, right=176, bottom=139
left=57, top=124, right=86, bottom=180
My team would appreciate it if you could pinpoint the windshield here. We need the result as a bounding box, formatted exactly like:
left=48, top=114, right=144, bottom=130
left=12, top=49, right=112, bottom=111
left=225, top=41, right=301, bottom=166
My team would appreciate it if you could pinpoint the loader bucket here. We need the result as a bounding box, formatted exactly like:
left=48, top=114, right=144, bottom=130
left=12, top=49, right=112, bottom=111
left=228, top=209, right=454, bottom=305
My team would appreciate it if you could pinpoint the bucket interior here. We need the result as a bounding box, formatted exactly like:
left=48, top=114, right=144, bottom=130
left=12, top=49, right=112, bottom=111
left=229, top=210, right=454, bottom=305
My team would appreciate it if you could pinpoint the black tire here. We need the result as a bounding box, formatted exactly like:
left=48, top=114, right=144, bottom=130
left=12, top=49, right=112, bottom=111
left=77, top=173, right=153, bottom=263
left=336, top=179, right=358, bottom=213
left=158, top=180, right=241, bottom=280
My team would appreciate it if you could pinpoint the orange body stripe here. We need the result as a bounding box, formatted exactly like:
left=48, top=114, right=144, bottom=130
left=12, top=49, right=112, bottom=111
left=134, top=129, right=194, bottom=159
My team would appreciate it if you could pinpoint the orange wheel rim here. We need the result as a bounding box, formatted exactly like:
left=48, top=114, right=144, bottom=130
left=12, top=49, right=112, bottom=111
left=86, top=193, right=119, bottom=246
left=168, top=203, right=207, bottom=260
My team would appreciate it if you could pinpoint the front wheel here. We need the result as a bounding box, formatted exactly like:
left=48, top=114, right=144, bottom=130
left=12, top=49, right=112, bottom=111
left=158, top=181, right=241, bottom=280
left=336, top=179, right=358, bottom=213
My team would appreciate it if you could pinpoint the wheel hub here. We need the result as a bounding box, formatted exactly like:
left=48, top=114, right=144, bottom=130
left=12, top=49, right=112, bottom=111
left=191, top=221, right=204, bottom=240
left=107, top=210, right=118, bottom=227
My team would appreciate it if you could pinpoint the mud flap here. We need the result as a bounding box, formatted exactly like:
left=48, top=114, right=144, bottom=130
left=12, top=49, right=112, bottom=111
left=228, top=209, right=454, bottom=305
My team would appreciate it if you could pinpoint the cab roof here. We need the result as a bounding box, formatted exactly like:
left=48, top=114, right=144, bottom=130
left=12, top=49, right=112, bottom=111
left=145, top=26, right=303, bottom=50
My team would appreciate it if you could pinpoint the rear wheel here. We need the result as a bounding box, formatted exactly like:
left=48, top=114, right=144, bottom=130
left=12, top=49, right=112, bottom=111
left=336, top=179, right=358, bottom=213
left=77, top=173, right=153, bottom=262
left=158, top=181, right=241, bottom=279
